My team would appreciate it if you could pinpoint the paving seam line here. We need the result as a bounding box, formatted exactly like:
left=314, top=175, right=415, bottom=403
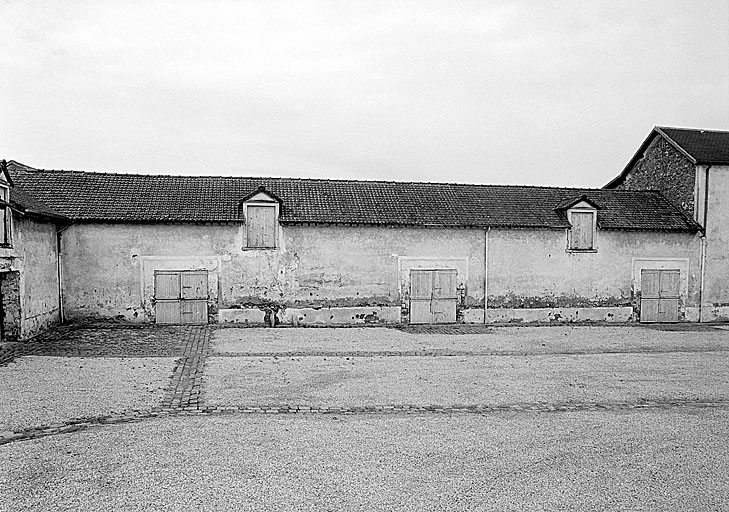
left=210, top=347, right=729, bottom=358
left=3, top=399, right=729, bottom=447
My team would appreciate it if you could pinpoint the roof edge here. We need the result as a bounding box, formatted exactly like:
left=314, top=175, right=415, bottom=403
left=604, top=126, right=700, bottom=189
left=654, top=127, right=698, bottom=164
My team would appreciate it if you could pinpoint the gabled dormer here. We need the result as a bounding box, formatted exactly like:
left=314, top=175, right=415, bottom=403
left=0, top=160, right=13, bottom=247
left=238, top=186, right=281, bottom=249
left=556, top=195, right=599, bottom=252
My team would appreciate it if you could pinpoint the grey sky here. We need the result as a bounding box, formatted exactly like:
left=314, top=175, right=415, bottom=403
left=2, top=1, right=728, bottom=187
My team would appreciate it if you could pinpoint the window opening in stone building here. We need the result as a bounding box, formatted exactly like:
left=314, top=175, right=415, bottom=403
left=0, top=184, right=11, bottom=247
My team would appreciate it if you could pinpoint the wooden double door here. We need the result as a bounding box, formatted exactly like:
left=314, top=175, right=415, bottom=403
left=154, top=270, right=208, bottom=324
left=640, top=269, right=679, bottom=323
left=409, top=269, right=458, bottom=324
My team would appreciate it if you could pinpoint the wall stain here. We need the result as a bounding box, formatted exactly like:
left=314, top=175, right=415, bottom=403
left=488, top=292, right=631, bottom=309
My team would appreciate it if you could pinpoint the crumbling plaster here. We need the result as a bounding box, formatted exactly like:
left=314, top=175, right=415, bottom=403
left=58, top=220, right=702, bottom=325
left=59, top=223, right=486, bottom=323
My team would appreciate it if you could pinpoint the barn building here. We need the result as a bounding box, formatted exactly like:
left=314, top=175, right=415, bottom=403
left=2, top=126, right=727, bottom=335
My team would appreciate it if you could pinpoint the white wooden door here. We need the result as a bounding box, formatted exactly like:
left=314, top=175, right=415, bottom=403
left=154, top=271, right=181, bottom=324
left=640, top=269, right=679, bottom=323
left=409, top=269, right=458, bottom=324
left=409, top=270, right=434, bottom=324
left=154, top=270, right=208, bottom=324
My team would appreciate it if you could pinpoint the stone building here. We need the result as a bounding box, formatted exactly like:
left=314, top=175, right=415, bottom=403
left=0, top=161, right=66, bottom=341
left=606, top=126, right=729, bottom=321
left=2, top=126, right=727, bottom=331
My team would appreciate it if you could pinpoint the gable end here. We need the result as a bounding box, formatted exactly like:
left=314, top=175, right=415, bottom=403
left=606, top=132, right=696, bottom=218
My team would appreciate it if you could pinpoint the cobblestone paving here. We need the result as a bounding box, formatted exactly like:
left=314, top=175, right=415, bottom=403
left=162, top=326, right=211, bottom=411
left=0, top=325, right=190, bottom=366
left=393, top=324, right=496, bottom=335
left=3, top=398, right=727, bottom=446
left=2, top=324, right=729, bottom=447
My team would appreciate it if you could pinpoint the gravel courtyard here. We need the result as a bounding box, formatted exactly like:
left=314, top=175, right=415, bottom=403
left=2, top=409, right=728, bottom=511
left=1, top=324, right=728, bottom=511
left=0, top=356, right=174, bottom=432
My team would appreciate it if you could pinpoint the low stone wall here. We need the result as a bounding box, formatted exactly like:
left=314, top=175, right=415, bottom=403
left=219, top=306, right=401, bottom=326
left=483, top=307, right=634, bottom=324
left=701, top=306, right=729, bottom=322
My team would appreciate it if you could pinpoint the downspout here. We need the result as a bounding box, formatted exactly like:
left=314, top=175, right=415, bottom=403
left=698, top=165, right=711, bottom=322
left=483, top=227, right=490, bottom=324
left=56, top=222, right=73, bottom=324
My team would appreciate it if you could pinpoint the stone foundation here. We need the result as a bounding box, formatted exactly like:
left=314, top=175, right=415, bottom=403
left=219, top=306, right=401, bottom=326
left=483, top=307, right=634, bottom=324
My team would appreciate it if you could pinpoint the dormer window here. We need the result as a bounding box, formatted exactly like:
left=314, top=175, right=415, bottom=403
left=556, top=195, right=599, bottom=253
left=568, top=209, right=596, bottom=250
left=240, top=186, right=281, bottom=249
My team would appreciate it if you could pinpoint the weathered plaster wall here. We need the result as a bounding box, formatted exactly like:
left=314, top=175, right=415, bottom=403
left=615, top=136, right=696, bottom=217
left=258, top=225, right=484, bottom=308
left=15, top=217, right=61, bottom=337
left=0, top=216, right=61, bottom=339
left=60, top=223, right=233, bottom=322
left=486, top=228, right=701, bottom=322
left=702, top=165, right=729, bottom=320
left=60, top=222, right=700, bottom=324
left=60, top=223, right=485, bottom=323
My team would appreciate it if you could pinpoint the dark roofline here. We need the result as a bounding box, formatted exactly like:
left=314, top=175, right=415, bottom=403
left=239, top=185, right=283, bottom=204
left=554, top=194, right=601, bottom=211
left=33, top=216, right=702, bottom=232
left=13, top=162, right=670, bottom=194
left=9, top=203, right=69, bottom=222
left=654, top=126, right=699, bottom=163
left=604, top=127, right=665, bottom=188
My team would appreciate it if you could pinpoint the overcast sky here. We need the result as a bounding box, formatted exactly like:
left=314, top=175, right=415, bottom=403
left=2, top=1, right=728, bottom=187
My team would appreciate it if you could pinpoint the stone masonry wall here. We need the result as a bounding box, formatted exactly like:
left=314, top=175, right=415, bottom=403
left=1, top=271, right=21, bottom=341
left=615, top=135, right=696, bottom=217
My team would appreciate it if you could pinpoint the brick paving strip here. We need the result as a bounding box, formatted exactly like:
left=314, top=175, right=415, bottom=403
left=2, top=398, right=728, bottom=446
left=162, top=326, right=211, bottom=411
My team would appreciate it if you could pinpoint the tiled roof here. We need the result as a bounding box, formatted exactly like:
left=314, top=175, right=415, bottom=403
left=658, top=127, right=729, bottom=164
left=10, top=186, right=67, bottom=221
left=0, top=160, right=66, bottom=221
left=6, top=161, right=698, bottom=232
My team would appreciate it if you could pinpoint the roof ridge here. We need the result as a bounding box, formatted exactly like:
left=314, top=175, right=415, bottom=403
left=656, top=125, right=729, bottom=135
left=17, top=166, right=626, bottom=191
